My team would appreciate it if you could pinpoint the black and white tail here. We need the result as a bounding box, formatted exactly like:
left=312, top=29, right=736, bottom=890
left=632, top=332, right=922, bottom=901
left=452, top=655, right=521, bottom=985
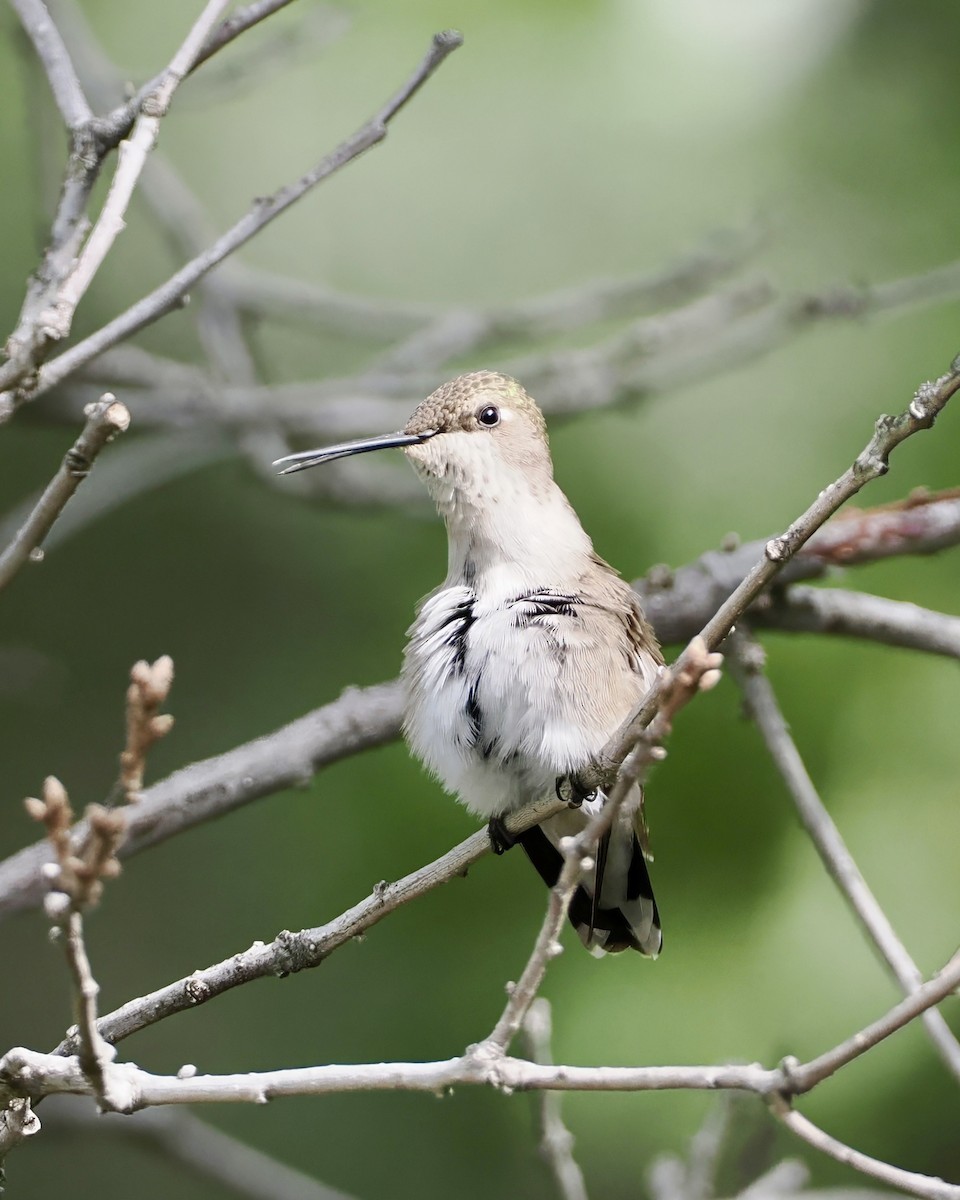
left=517, top=803, right=661, bottom=957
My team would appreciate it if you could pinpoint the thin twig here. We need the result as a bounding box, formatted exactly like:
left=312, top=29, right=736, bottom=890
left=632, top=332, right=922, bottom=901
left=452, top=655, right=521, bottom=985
left=3, top=950, right=960, bottom=1200
left=770, top=1105, right=959, bottom=1200
left=23, top=778, right=126, bottom=1110
left=787, top=947, right=960, bottom=1093
left=55, top=792, right=565, bottom=1054
left=117, top=657, right=176, bottom=803
left=2, top=482, right=958, bottom=919
left=486, top=640, right=722, bottom=1053
left=522, top=1000, right=590, bottom=1200
left=0, top=395, right=129, bottom=593
left=44, top=1102, right=360, bottom=1200
left=9, top=0, right=93, bottom=128
left=728, top=629, right=960, bottom=1083
left=588, top=355, right=960, bottom=790
left=5, top=30, right=464, bottom=418
left=40, top=0, right=234, bottom=346
left=51, top=0, right=263, bottom=425
left=83, top=0, right=302, bottom=152
left=638, top=488, right=960, bottom=646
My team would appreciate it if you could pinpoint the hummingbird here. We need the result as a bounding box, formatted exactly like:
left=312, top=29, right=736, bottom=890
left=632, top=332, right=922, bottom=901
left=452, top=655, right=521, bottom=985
left=276, top=371, right=663, bottom=956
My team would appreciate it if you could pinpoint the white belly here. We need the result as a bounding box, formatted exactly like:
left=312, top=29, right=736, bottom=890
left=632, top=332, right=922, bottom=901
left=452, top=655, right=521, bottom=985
left=402, top=584, right=653, bottom=818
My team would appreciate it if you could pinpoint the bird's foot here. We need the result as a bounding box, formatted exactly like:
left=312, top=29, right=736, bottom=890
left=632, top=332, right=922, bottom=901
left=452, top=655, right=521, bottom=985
left=555, top=775, right=598, bottom=809
left=487, top=816, right=517, bottom=856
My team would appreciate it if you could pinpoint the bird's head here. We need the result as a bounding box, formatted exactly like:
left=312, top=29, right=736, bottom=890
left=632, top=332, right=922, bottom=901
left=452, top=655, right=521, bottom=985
left=274, top=372, right=554, bottom=507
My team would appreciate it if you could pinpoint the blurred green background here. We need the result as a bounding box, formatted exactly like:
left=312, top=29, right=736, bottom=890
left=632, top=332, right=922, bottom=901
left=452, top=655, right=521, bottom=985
left=1, top=1, right=959, bottom=1197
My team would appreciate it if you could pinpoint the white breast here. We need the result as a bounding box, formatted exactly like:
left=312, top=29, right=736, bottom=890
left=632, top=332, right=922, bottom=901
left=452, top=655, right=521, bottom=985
left=402, top=583, right=654, bottom=818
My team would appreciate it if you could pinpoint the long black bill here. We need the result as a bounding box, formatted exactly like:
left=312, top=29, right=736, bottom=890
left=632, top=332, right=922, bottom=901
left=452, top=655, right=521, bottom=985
left=273, top=429, right=437, bottom=475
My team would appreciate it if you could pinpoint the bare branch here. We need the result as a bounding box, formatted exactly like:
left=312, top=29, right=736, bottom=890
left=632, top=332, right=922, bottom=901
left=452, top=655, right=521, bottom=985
left=5, top=30, right=464, bottom=419
left=638, top=488, right=960, bottom=646
left=4, top=949, right=960, bottom=1199
left=755, top=587, right=960, bottom=658
left=9, top=0, right=93, bottom=128
left=2, top=479, right=958, bottom=921
left=58, top=793, right=565, bottom=1053
left=1, top=0, right=257, bottom=402
left=487, top=640, right=721, bottom=1053
left=23, top=778, right=125, bottom=1109
left=590, top=356, right=960, bottom=789
left=522, top=1000, right=590, bottom=1200
left=0, top=680, right=405, bottom=920
left=51, top=0, right=263, bottom=420
left=44, top=1102, right=360, bottom=1200
left=81, top=0, right=302, bottom=152
left=0, top=395, right=129, bottom=593
left=786, top=940, right=960, bottom=1092
left=728, top=630, right=960, bottom=1083
left=770, top=1106, right=959, bottom=1200
left=39, top=0, right=234, bottom=347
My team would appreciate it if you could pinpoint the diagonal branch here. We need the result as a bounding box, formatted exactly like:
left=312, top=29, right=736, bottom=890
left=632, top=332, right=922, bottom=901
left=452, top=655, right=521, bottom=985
left=589, top=355, right=960, bottom=789
left=4, top=949, right=960, bottom=1197
left=485, top=641, right=722, bottom=1053
left=0, top=394, right=129, bottom=593
left=0, top=679, right=405, bottom=920
left=638, top=487, right=960, bottom=645
left=9, top=0, right=92, bottom=128
left=1, top=484, right=958, bottom=919
left=770, top=1105, right=959, bottom=1200
left=728, top=629, right=960, bottom=1083
left=38, top=0, right=234, bottom=349
left=55, top=792, right=565, bottom=1054
left=4, top=29, right=464, bottom=419
left=91, top=0, right=304, bottom=149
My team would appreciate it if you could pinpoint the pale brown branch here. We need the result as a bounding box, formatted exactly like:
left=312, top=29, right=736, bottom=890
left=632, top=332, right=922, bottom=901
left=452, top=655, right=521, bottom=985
left=771, top=1106, right=959, bottom=1200
left=755, top=586, right=960, bottom=658
left=0, top=395, right=129, bottom=593
left=788, top=952, right=960, bottom=1095
left=2, top=481, right=958, bottom=921
left=22, top=778, right=125, bottom=1110
left=728, top=630, right=960, bottom=1084
left=44, top=1102, right=360, bottom=1200
left=56, top=792, right=564, bottom=1054
left=6, top=30, right=464, bottom=419
left=87, top=0, right=303, bottom=151
left=39, top=0, right=234, bottom=349
left=638, top=488, right=960, bottom=646
left=522, top=1000, right=590, bottom=1200
left=590, top=356, right=960, bottom=790
left=4, top=949, right=960, bottom=1196
left=9, top=0, right=93, bottom=128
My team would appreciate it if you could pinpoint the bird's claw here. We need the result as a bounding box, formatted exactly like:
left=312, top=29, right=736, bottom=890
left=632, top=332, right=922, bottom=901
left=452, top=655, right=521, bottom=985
left=487, top=816, right=517, bottom=855
left=555, top=776, right=598, bottom=809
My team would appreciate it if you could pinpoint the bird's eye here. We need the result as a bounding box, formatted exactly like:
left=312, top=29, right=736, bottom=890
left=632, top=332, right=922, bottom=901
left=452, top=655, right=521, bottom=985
left=477, top=405, right=500, bottom=428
